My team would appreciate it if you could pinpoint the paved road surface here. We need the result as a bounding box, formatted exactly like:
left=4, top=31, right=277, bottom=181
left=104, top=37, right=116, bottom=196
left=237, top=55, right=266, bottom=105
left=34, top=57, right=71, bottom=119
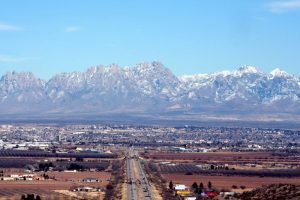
left=126, top=148, right=153, bottom=200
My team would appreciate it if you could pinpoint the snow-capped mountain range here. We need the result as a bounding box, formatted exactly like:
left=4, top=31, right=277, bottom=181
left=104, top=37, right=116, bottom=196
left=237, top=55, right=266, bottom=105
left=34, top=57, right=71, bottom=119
left=1, top=61, right=300, bottom=120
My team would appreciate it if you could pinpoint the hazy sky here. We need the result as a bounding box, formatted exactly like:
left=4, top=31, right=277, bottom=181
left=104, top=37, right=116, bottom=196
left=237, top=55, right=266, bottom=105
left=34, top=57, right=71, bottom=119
left=0, top=0, right=300, bottom=79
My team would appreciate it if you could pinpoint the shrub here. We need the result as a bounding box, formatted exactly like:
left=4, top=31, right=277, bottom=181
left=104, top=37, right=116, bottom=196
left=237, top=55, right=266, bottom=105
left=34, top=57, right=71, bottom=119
left=232, top=185, right=238, bottom=189
left=240, top=185, right=246, bottom=190
left=106, top=184, right=113, bottom=190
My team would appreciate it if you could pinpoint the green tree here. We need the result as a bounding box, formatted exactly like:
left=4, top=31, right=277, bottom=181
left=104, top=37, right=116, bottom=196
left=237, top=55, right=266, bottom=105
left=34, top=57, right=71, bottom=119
left=208, top=181, right=212, bottom=189
left=169, top=180, right=174, bottom=190
left=27, top=194, right=34, bottom=200
left=192, top=182, right=198, bottom=193
left=36, top=195, right=41, bottom=200
left=20, top=194, right=41, bottom=200
left=199, top=182, right=204, bottom=193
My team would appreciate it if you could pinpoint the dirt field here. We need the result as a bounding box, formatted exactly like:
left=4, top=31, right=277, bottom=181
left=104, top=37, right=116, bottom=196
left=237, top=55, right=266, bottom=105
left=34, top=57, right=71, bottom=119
left=0, top=185, right=73, bottom=200
left=45, top=171, right=111, bottom=181
left=0, top=181, right=78, bottom=189
left=0, top=181, right=104, bottom=199
left=0, top=171, right=111, bottom=199
left=145, top=151, right=289, bottom=161
left=162, top=173, right=300, bottom=190
left=144, top=151, right=273, bottom=159
left=0, top=171, right=110, bottom=189
left=142, top=151, right=300, bottom=166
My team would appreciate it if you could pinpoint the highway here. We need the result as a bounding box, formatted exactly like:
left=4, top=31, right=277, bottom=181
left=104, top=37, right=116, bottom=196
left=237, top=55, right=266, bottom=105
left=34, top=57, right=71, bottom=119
left=126, top=148, right=154, bottom=200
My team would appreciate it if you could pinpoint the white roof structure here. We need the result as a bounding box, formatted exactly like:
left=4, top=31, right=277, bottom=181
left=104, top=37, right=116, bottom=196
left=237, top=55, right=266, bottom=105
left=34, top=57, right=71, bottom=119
left=175, top=184, right=187, bottom=190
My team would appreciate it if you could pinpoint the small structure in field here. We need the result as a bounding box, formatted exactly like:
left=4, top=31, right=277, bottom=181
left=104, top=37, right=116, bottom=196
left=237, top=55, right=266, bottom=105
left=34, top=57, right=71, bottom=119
left=73, top=186, right=101, bottom=192
left=82, top=177, right=100, bottom=182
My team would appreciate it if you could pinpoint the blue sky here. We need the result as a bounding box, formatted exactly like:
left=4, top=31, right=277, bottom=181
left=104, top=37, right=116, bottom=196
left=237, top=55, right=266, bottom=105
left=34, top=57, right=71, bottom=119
left=0, top=0, right=300, bottom=79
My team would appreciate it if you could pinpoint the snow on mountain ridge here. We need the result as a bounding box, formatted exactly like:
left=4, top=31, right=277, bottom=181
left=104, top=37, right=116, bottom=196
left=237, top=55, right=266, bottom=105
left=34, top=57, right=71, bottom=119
left=270, top=68, right=290, bottom=78
left=237, top=65, right=260, bottom=74
left=0, top=62, right=299, bottom=115
left=179, top=74, right=210, bottom=82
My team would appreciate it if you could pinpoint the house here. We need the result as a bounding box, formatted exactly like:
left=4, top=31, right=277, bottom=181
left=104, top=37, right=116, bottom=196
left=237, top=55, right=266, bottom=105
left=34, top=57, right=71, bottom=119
left=226, top=192, right=235, bottom=196
left=73, top=187, right=101, bottom=192
left=174, top=184, right=193, bottom=197
left=82, top=178, right=100, bottom=182
left=1, top=177, right=14, bottom=181
left=0, top=174, right=35, bottom=181
left=175, top=184, right=188, bottom=191
left=183, top=197, right=196, bottom=200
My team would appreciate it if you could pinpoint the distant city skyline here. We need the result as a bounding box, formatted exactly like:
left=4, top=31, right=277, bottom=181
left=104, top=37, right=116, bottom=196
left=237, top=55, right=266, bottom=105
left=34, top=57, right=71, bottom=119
left=1, top=0, right=300, bottom=79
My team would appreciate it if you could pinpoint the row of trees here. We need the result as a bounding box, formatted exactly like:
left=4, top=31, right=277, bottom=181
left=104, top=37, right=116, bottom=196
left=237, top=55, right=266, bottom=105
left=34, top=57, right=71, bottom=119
left=103, top=160, right=124, bottom=200
left=21, top=194, right=41, bottom=200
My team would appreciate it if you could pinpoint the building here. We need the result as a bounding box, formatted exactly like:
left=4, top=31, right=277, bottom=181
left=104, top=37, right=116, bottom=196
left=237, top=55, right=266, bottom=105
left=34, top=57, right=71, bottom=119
left=82, top=178, right=100, bottom=182
left=73, top=187, right=101, bottom=192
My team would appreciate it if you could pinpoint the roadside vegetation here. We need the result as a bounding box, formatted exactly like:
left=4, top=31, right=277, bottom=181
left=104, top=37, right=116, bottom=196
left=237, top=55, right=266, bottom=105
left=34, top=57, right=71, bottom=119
left=144, top=161, right=177, bottom=200
left=103, top=160, right=125, bottom=200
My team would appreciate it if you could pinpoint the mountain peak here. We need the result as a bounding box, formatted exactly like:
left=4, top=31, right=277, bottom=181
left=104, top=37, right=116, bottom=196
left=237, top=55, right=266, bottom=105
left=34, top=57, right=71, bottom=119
left=270, top=68, right=290, bottom=77
left=237, top=65, right=260, bottom=74
left=135, top=61, right=165, bottom=70
left=151, top=61, right=164, bottom=68
left=133, top=61, right=171, bottom=75
left=1, top=71, right=42, bottom=83
left=0, top=62, right=299, bottom=115
left=4, top=71, right=35, bottom=77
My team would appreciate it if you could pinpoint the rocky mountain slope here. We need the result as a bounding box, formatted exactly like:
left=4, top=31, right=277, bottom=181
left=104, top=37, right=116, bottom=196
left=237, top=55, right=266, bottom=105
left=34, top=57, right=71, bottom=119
left=0, top=61, right=300, bottom=121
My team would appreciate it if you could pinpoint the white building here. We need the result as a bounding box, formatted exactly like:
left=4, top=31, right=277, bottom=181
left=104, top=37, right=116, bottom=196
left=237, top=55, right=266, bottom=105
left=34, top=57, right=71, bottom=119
left=175, top=184, right=187, bottom=191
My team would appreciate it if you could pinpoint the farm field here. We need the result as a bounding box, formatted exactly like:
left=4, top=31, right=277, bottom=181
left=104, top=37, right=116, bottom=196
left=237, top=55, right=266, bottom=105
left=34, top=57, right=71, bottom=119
left=0, top=182, right=76, bottom=200
left=0, top=172, right=111, bottom=199
left=142, top=151, right=300, bottom=167
left=0, top=181, right=74, bottom=190
left=144, top=151, right=296, bottom=161
left=162, top=173, right=300, bottom=190
left=143, top=151, right=273, bottom=159
left=45, top=171, right=111, bottom=182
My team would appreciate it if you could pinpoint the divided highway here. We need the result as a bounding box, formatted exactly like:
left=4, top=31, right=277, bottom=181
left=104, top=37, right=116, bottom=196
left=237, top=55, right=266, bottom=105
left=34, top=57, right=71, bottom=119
left=126, top=148, right=154, bottom=200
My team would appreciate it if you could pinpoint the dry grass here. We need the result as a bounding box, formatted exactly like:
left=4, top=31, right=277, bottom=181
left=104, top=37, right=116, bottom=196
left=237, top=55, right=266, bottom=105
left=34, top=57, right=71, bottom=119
left=45, top=171, right=110, bottom=181
left=151, top=184, right=163, bottom=200
left=121, top=182, right=128, bottom=200
left=55, top=190, right=104, bottom=200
